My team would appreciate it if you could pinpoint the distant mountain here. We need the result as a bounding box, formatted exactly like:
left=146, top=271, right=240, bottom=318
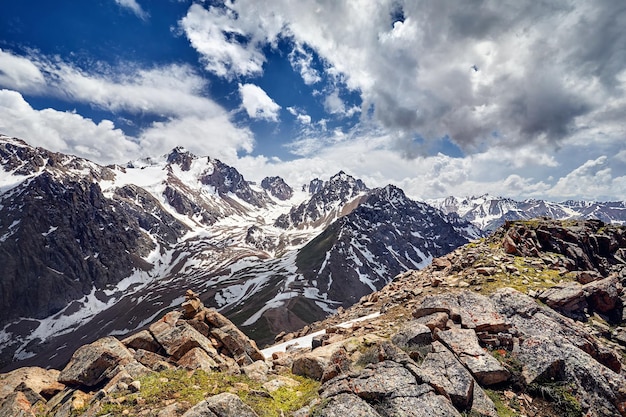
left=429, top=194, right=626, bottom=231
left=3, top=135, right=623, bottom=372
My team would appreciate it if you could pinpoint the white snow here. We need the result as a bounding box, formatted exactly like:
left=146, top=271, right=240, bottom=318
left=260, top=312, right=381, bottom=357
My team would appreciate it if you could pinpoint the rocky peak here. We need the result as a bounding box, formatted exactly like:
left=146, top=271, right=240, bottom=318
left=275, top=171, right=369, bottom=228
left=306, top=177, right=324, bottom=194
left=261, top=176, right=293, bottom=200
left=165, top=146, right=197, bottom=171
left=199, top=158, right=270, bottom=208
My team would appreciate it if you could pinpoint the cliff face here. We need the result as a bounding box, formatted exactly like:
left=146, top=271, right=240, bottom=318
left=1, top=219, right=625, bottom=417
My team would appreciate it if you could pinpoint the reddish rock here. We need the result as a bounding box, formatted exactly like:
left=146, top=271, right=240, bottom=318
left=58, top=336, right=134, bottom=387
left=121, top=330, right=161, bottom=353
left=177, top=347, right=219, bottom=372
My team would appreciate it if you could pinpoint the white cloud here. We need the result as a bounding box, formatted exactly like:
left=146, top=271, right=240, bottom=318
left=114, top=0, right=149, bottom=20
left=179, top=3, right=266, bottom=78
left=548, top=157, right=626, bottom=200
left=0, top=89, right=139, bottom=163
left=139, top=115, right=254, bottom=164
left=0, top=49, right=45, bottom=92
left=287, top=106, right=311, bottom=124
left=238, top=83, right=281, bottom=121
left=289, top=43, right=321, bottom=85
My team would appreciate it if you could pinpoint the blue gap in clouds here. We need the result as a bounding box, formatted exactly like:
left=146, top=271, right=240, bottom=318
left=0, top=1, right=195, bottom=65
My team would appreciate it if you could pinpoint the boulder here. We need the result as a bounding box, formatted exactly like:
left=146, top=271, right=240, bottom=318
left=420, top=341, right=474, bottom=410
left=202, top=392, right=259, bottom=417
left=457, top=291, right=510, bottom=333
left=121, top=329, right=161, bottom=353
left=413, top=312, right=449, bottom=331
left=177, top=347, right=219, bottom=373
left=58, top=336, right=134, bottom=387
left=583, top=276, right=622, bottom=313
left=435, top=328, right=509, bottom=385
left=150, top=319, right=217, bottom=360
left=204, top=308, right=233, bottom=328
left=241, top=360, right=270, bottom=382
left=311, top=393, right=381, bottom=417
left=134, top=349, right=174, bottom=371
left=517, top=337, right=565, bottom=384
left=391, top=323, right=432, bottom=348
left=384, top=388, right=463, bottom=417
left=0, top=367, right=64, bottom=401
left=412, top=294, right=461, bottom=321
left=0, top=391, right=35, bottom=417
left=211, top=324, right=264, bottom=365
left=538, top=281, right=587, bottom=316
left=470, top=385, right=499, bottom=417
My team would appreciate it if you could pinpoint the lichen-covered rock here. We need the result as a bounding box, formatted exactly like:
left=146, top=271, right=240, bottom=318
left=150, top=318, right=217, bottom=360
left=177, top=347, right=219, bottom=373
left=435, top=328, right=509, bottom=385
left=0, top=367, right=64, bottom=401
left=58, top=336, right=133, bottom=387
left=210, top=324, right=264, bottom=365
left=311, top=393, right=381, bottom=417
left=391, top=322, right=432, bottom=348
left=122, top=330, right=161, bottom=353
left=185, top=392, right=259, bottom=417
left=420, top=341, right=474, bottom=410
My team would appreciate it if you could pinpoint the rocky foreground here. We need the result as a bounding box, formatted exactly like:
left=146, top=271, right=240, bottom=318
left=1, top=218, right=626, bottom=416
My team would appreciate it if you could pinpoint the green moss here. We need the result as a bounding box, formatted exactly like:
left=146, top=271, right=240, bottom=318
left=484, top=389, right=520, bottom=417
left=97, top=369, right=319, bottom=417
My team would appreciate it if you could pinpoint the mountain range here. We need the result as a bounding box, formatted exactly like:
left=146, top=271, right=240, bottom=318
left=1, top=135, right=625, bottom=371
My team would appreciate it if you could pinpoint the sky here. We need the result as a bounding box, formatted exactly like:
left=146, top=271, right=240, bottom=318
left=0, top=0, right=625, bottom=202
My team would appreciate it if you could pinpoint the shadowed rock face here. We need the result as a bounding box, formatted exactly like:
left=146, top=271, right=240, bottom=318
left=0, top=170, right=183, bottom=324
left=261, top=176, right=293, bottom=201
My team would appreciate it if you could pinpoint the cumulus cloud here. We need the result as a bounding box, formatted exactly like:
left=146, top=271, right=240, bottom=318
left=114, top=0, right=149, bottom=20
left=289, top=43, right=321, bottom=85
left=548, top=157, right=626, bottom=200
left=179, top=3, right=266, bottom=78
left=181, top=1, right=625, bottom=158
left=287, top=107, right=311, bottom=124
left=238, top=83, right=281, bottom=121
left=0, top=49, right=46, bottom=92
left=0, top=89, right=139, bottom=163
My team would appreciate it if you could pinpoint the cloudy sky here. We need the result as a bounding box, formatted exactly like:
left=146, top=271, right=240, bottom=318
left=0, top=0, right=625, bottom=201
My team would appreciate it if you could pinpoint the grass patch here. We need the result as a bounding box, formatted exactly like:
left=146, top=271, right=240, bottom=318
left=97, top=368, right=319, bottom=417
left=528, top=382, right=582, bottom=417
left=485, top=389, right=520, bottom=417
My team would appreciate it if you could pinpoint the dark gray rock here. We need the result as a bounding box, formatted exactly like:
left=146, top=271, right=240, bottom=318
left=312, top=393, right=381, bottom=417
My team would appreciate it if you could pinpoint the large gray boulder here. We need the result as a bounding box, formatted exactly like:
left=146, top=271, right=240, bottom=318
left=420, top=341, right=474, bottom=410
left=435, top=328, right=509, bottom=385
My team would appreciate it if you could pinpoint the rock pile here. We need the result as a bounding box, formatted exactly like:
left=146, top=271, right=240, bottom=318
left=0, top=294, right=267, bottom=416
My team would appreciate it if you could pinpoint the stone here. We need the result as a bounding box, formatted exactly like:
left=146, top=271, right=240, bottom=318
left=583, top=276, right=622, bottom=313
left=412, top=293, right=461, bottom=321
left=414, top=312, right=449, bottom=331
left=538, top=281, right=587, bottom=313
left=312, top=393, right=381, bottom=417
left=134, top=349, right=173, bottom=371
left=241, top=360, right=270, bottom=382
left=391, top=322, right=433, bottom=348
left=436, top=328, right=509, bottom=386
left=432, top=257, right=452, bottom=270
left=121, top=330, right=161, bottom=353
left=58, top=336, right=134, bottom=387
left=262, top=376, right=300, bottom=393
left=576, top=270, right=604, bottom=284
left=0, top=391, right=34, bottom=417
left=0, top=367, right=64, bottom=401
left=420, top=341, right=474, bottom=410
left=150, top=319, right=217, bottom=360
left=177, top=347, right=219, bottom=373
left=203, top=392, right=259, bottom=417
left=181, top=401, right=218, bottom=417
left=321, top=347, right=351, bottom=383
left=181, top=289, right=204, bottom=319
left=211, top=324, right=264, bottom=365
left=517, top=336, right=565, bottom=384
left=204, top=308, right=232, bottom=328
left=384, top=388, right=463, bottom=417
left=129, top=380, right=141, bottom=393
left=457, top=291, right=510, bottom=333
left=470, top=385, right=499, bottom=417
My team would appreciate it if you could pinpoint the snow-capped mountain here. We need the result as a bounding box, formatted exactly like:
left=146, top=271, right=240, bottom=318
left=0, top=135, right=481, bottom=370
left=429, top=194, right=626, bottom=231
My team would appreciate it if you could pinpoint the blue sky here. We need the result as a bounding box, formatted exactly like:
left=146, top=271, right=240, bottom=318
left=0, top=0, right=625, bottom=201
